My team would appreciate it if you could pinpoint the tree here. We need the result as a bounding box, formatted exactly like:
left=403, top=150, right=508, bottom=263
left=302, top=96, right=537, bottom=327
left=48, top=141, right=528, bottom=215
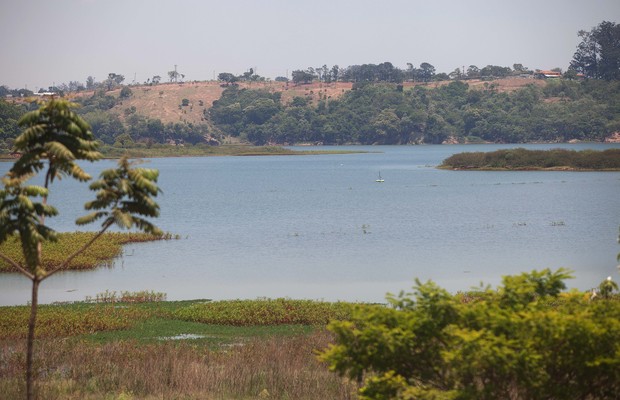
left=119, top=86, right=133, bottom=99
left=218, top=72, right=239, bottom=86
left=241, top=68, right=257, bottom=81
left=85, top=76, right=96, bottom=90
left=449, top=68, right=463, bottom=80
left=0, top=98, right=162, bottom=399
left=571, top=21, right=620, bottom=80
left=152, top=75, right=161, bottom=85
left=104, top=73, right=124, bottom=91
left=419, top=62, right=436, bottom=82
left=320, top=268, right=620, bottom=399
left=331, top=65, right=340, bottom=82
left=243, top=98, right=279, bottom=124
left=168, top=68, right=183, bottom=83
left=291, top=70, right=315, bottom=84
left=480, top=65, right=512, bottom=78
left=467, top=65, right=480, bottom=79
left=0, top=99, right=25, bottom=145
left=512, top=63, right=528, bottom=74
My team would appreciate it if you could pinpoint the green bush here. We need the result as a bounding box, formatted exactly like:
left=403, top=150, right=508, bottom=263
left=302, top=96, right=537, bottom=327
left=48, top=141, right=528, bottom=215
left=319, top=269, right=620, bottom=399
left=440, top=148, right=620, bottom=170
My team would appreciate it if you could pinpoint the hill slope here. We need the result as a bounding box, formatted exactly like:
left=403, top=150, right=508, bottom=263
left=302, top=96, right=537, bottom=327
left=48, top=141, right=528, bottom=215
left=82, top=78, right=543, bottom=126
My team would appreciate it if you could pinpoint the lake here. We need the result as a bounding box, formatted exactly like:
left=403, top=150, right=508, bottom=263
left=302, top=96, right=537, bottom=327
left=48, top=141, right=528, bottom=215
left=1, top=143, right=619, bottom=305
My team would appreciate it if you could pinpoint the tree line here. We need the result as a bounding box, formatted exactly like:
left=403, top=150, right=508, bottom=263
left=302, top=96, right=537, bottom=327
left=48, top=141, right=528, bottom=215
left=1, top=20, right=618, bottom=150
left=208, top=78, right=620, bottom=145
left=2, top=77, right=619, bottom=150
left=4, top=20, right=617, bottom=98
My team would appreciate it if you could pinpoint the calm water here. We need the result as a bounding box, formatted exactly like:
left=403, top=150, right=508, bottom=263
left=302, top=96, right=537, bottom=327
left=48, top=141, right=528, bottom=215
left=1, top=143, right=619, bottom=305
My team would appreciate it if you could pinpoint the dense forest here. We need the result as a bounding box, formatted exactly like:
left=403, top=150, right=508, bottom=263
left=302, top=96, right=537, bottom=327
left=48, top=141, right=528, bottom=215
left=1, top=20, right=619, bottom=150
left=208, top=79, right=620, bottom=145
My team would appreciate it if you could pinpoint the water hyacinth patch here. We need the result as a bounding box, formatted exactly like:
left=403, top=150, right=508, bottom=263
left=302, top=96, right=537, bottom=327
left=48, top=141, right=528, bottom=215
left=0, top=304, right=150, bottom=340
left=175, top=298, right=355, bottom=326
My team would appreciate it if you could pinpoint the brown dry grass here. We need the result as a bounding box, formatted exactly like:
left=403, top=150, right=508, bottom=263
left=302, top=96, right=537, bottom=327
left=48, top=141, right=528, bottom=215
left=0, top=331, right=358, bottom=399
left=62, top=77, right=542, bottom=129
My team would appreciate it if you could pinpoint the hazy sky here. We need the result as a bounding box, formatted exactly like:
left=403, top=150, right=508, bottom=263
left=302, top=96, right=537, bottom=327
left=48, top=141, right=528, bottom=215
left=1, top=0, right=618, bottom=90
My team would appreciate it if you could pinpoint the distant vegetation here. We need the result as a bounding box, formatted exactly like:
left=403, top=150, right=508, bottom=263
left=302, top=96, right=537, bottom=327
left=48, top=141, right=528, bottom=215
left=2, top=79, right=620, bottom=151
left=439, top=148, right=620, bottom=170
left=209, top=79, right=620, bottom=145
left=1, top=20, right=619, bottom=150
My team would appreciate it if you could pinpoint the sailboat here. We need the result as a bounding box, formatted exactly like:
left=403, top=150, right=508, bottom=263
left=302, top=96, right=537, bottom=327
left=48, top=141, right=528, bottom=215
left=375, top=172, right=384, bottom=183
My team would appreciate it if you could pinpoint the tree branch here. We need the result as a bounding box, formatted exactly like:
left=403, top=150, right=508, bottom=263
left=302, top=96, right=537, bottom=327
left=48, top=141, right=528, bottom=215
left=0, top=252, right=34, bottom=280
left=43, top=221, right=113, bottom=281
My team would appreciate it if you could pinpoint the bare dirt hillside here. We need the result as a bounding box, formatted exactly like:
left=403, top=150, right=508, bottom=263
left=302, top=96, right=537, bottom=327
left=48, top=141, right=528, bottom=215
left=72, top=78, right=544, bottom=126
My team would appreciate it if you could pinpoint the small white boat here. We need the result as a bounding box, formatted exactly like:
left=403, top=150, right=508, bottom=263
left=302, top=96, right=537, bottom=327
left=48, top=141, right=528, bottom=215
left=376, top=172, right=384, bottom=183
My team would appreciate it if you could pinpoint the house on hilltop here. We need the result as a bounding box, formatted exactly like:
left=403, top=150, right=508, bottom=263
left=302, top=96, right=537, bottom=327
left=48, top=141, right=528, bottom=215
left=535, top=70, right=562, bottom=79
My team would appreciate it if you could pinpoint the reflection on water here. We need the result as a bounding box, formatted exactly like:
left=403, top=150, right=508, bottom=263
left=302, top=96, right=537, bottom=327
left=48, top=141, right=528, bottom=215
left=1, top=144, right=619, bottom=305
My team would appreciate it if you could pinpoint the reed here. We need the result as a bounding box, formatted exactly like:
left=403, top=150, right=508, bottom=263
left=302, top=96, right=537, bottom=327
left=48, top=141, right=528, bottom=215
left=0, top=332, right=358, bottom=399
left=85, top=290, right=167, bottom=304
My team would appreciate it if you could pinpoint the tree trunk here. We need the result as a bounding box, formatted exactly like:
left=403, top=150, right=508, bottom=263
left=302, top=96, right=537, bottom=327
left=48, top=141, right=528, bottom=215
left=26, top=278, right=40, bottom=400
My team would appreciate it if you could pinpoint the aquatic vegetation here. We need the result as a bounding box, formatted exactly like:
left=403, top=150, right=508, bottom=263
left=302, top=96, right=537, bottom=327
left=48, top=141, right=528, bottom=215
left=85, top=290, right=167, bottom=303
left=0, top=304, right=150, bottom=340
left=440, top=148, right=620, bottom=170
left=175, top=298, right=355, bottom=326
left=0, top=231, right=173, bottom=272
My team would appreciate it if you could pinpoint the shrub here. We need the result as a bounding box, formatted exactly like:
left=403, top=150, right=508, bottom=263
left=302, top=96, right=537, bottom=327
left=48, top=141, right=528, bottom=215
left=319, top=269, right=620, bottom=399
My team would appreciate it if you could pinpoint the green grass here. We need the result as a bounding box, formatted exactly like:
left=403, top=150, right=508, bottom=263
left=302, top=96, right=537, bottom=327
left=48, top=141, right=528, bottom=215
left=84, top=318, right=315, bottom=346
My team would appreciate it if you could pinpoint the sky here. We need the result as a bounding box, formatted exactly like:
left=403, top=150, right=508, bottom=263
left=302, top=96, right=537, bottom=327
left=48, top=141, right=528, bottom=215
left=1, top=0, right=619, bottom=91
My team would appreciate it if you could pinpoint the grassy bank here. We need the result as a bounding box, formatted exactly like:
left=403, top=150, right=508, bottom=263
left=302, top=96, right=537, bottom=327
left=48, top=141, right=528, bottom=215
left=0, top=232, right=175, bottom=273
left=0, top=298, right=359, bottom=399
left=97, top=144, right=363, bottom=158
left=439, top=148, right=620, bottom=170
left=0, top=144, right=364, bottom=161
